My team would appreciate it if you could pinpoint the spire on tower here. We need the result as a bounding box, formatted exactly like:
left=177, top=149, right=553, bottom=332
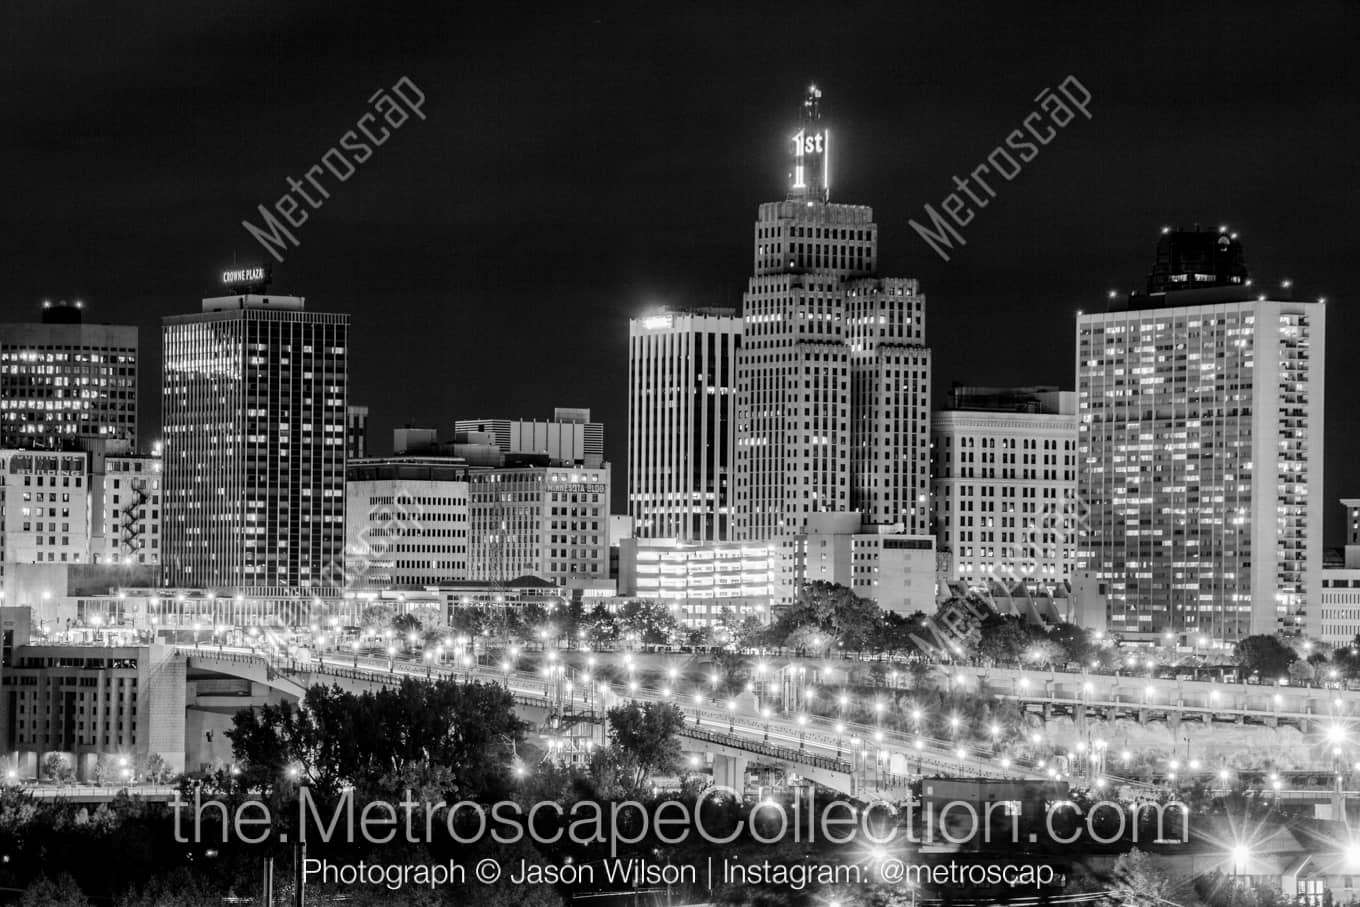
left=788, top=84, right=829, bottom=203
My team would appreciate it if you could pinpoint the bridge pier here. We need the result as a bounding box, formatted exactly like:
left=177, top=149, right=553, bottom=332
left=713, top=754, right=748, bottom=791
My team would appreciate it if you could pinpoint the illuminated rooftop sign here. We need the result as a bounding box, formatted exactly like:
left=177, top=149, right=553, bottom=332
left=788, top=85, right=829, bottom=202
left=221, top=265, right=270, bottom=288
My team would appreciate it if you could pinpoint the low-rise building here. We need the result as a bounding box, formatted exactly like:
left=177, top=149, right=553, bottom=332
left=345, top=457, right=471, bottom=588
left=0, top=608, right=186, bottom=780
left=1315, top=498, right=1360, bottom=645
left=801, top=512, right=936, bottom=615
left=617, top=537, right=772, bottom=627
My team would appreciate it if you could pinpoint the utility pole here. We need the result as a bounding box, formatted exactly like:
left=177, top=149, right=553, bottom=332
left=261, top=856, right=274, bottom=906
left=294, top=840, right=306, bottom=907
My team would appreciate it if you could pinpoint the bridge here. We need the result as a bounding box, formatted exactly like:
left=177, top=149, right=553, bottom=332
left=942, top=665, right=1354, bottom=733
left=179, top=647, right=1036, bottom=801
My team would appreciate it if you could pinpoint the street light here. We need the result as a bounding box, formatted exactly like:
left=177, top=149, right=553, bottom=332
left=727, top=700, right=736, bottom=734
left=797, top=714, right=808, bottom=751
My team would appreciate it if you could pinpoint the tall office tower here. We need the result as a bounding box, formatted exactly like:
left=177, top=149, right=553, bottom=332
left=454, top=408, right=603, bottom=468
left=162, top=283, right=349, bottom=590
left=735, top=86, right=930, bottom=599
left=931, top=386, right=1078, bottom=590
left=1075, top=227, right=1324, bottom=642
left=847, top=278, right=931, bottom=530
left=628, top=307, right=741, bottom=542
left=0, top=301, right=138, bottom=449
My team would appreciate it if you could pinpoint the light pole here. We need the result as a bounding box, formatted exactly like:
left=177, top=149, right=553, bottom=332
left=797, top=714, right=808, bottom=752
left=727, top=700, right=736, bottom=735
left=762, top=708, right=772, bottom=743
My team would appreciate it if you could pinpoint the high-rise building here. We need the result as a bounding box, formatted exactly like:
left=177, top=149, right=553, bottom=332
left=931, top=386, right=1078, bottom=590
left=628, top=307, right=741, bottom=542
left=162, top=288, right=349, bottom=591
left=0, top=301, right=138, bottom=449
left=734, top=86, right=931, bottom=599
left=847, top=278, right=931, bottom=529
left=454, top=408, right=603, bottom=468
left=1074, top=228, right=1324, bottom=642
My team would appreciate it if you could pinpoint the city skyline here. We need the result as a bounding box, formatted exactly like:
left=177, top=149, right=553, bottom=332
left=5, top=3, right=1356, bottom=545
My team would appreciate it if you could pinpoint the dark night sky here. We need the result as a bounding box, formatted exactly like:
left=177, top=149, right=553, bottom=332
left=4, top=1, right=1358, bottom=541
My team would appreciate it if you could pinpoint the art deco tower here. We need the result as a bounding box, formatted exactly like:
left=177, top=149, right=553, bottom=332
left=734, top=87, right=931, bottom=599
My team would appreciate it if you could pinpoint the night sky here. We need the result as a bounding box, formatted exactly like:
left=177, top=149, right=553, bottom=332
left=4, top=1, right=1358, bottom=541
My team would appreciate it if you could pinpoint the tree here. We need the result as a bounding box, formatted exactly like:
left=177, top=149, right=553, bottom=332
left=617, top=600, right=678, bottom=646
left=975, top=615, right=1044, bottom=665
left=40, top=753, right=73, bottom=784
left=20, top=875, right=89, bottom=907
left=228, top=678, right=528, bottom=801
left=1288, top=658, right=1316, bottom=684
left=1235, top=634, right=1297, bottom=680
left=1049, top=622, right=1098, bottom=665
left=1108, top=848, right=1173, bottom=907
left=767, top=582, right=883, bottom=654
left=606, top=701, right=685, bottom=790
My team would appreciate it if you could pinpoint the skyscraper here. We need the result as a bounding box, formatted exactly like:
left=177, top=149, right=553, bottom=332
left=0, top=301, right=138, bottom=449
left=1075, top=228, right=1324, bottom=642
left=847, top=278, right=931, bottom=530
left=162, top=284, right=349, bottom=590
left=628, top=307, right=741, bottom=542
left=734, top=86, right=931, bottom=598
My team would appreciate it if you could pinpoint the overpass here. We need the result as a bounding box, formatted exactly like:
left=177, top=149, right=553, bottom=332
left=947, top=666, right=1352, bottom=731
left=180, top=648, right=1033, bottom=800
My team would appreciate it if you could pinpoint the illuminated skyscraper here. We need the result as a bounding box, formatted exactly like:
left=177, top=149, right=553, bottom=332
left=1075, top=228, right=1324, bottom=642
left=161, top=282, right=349, bottom=590
left=628, top=307, right=741, bottom=542
left=0, top=301, right=137, bottom=449
left=735, top=87, right=931, bottom=599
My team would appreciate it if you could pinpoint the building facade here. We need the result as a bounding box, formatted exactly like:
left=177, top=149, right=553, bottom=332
left=1075, top=232, right=1324, bottom=642
left=627, top=307, right=741, bottom=542
left=467, top=465, right=611, bottom=586
left=617, top=537, right=772, bottom=627
left=0, top=634, right=187, bottom=779
left=162, top=293, right=349, bottom=591
left=1315, top=499, right=1360, bottom=646
left=0, top=444, right=161, bottom=602
left=801, top=512, right=936, bottom=615
left=345, top=457, right=470, bottom=588
left=346, top=405, right=369, bottom=459
left=735, top=87, right=931, bottom=599
left=931, top=387, right=1078, bottom=590
left=0, top=302, right=138, bottom=449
